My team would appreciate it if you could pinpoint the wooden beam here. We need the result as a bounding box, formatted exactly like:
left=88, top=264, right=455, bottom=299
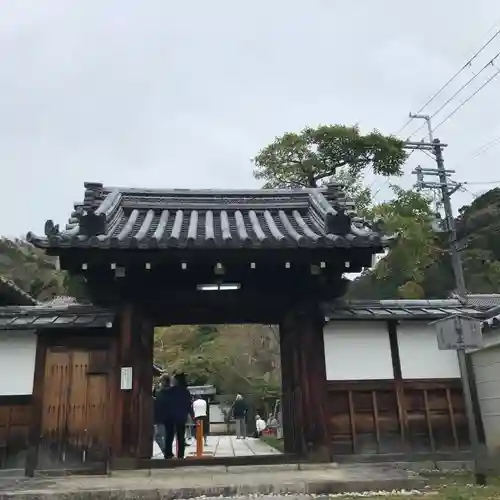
left=423, top=389, right=435, bottom=453
left=387, top=320, right=402, bottom=380
left=25, top=333, right=48, bottom=477
left=445, top=388, right=459, bottom=450
left=347, top=390, right=356, bottom=454
left=387, top=320, right=408, bottom=452
left=372, top=391, right=381, bottom=453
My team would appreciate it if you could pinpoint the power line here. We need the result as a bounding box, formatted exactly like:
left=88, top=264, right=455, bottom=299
left=466, top=180, right=500, bottom=185
left=433, top=66, right=500, bottom=131
left=469, top=135, right=500, bottom=159
left=395, top=26, right=500, bottom=136
left=407, top=52, right=500, bottom=139
left=372, top=23, right=500, bottom=201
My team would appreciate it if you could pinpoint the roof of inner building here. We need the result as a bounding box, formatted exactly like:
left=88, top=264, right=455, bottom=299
left=0, top=276, right=37, bottom=306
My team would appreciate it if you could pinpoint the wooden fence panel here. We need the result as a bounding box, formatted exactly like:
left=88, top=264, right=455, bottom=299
left=327, top=379, right=469, bottom=456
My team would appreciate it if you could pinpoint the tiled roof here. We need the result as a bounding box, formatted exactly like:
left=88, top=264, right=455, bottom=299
left=466, top=294, right=500, bottom=310
left=0, top=276, right=37, bottom=306
left=26, top=182, right=392, bottom=250
left=0, top=304, right=114, bottom=330
left=323, top=299, right=486, bottom=321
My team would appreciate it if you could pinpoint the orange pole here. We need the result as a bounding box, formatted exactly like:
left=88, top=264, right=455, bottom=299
left=196, top=419, right=204, bottom=457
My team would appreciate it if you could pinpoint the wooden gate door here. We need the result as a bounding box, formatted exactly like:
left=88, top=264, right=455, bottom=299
left=37, top=347, right=110, bottom=470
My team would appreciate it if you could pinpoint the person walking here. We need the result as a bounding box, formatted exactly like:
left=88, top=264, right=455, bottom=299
left=254, top=414, right=267, bottom=437
left=232, top=394, right=248, bottom=440
left=193, top=395, right=209, bottom=446
left=153, top=374, right=170, bottom=457
left=185, top=412, right=194, bottom=445
left=162, top=373, right=194, bottom=459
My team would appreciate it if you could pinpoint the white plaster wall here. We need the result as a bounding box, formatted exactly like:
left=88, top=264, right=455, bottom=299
left=0, top=330, right=36, bottom=395
left=323, top=321, right=394, bottom=380
left=397, top=322, right=460, bottom=379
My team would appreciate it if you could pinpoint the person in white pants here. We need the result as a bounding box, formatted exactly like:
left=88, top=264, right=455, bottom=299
left=193, top=396, right=208, bottom=446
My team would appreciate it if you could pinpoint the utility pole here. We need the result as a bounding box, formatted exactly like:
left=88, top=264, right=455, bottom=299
left=406, top=116, right=486, bottom=485
left=408, top=113, right=434, bottom=142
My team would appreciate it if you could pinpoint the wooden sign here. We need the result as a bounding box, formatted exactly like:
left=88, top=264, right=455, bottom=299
left=431, top=314, right=483, bottom=351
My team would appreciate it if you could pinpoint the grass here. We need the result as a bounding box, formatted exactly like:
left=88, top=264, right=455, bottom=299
left=420, top=472, right=500, bottom=499
left=331, top=472, right=500, bottom=499
left=260, top=435, right=284, bottom=453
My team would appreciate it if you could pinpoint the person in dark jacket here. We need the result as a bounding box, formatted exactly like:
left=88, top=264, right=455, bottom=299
left=159, top=372, right=194, bottom=459
left=153, top=374, right=170, bottom=456
left=232, top=394, right=248, bottom=439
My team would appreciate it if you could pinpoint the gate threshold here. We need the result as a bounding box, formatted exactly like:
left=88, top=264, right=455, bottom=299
left=113, top=453, right=310, bottom=471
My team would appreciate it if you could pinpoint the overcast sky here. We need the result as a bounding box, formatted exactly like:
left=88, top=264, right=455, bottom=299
left=1, top=1, right=500, bottom=238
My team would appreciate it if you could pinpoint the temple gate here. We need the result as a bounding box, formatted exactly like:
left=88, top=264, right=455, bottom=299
left=25, top=182, right=388, bottom=470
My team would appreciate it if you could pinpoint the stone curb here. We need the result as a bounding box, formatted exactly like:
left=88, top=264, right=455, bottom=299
left=0, top=477, right=426, bottom=499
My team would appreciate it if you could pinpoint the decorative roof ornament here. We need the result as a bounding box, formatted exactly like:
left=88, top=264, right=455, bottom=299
left=325, top=208, right=351, bottom=236
left=76, top=183, right=107, bottom=237
left=78, top=210, right=107, bottom=237
left=44, top=220, right=60, bottom=237
left=371, top=217, right=385, bottom=234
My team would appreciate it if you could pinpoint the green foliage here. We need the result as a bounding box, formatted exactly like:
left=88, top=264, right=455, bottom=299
left=348, top=187, right=440, bottom=300
left=331, top=169, right=372, bottom=215
left=351, top=186, right=500, bottom=299
left=253, top=124, right=406, bottom=188
left=154, top=324, right=281, bottom=398
left=370, top=187, right=439, bottom=283
left=0, top=238, right=87, bottom=302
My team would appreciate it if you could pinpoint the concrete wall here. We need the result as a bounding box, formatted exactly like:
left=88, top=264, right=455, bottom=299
left=0, top=330, right=36, bottom=396
left=471, top=330, right=500, bottom=456
left=323, top=321, right=393, bottom=380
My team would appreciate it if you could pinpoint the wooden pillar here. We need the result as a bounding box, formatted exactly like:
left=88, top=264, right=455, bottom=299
left=279, top=320, right=295, bottom=453
left=388, top=320, right=410, bottom=453
left=111, top=303, right=154, bottom=460
left=280, top=301, right=330, bottom=461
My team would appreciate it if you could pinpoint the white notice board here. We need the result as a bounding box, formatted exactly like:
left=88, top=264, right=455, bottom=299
left=120, top=367, right=133, bottom=390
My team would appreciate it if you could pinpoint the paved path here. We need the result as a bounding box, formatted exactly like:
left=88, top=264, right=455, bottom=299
left=152, top=435, right=280, bottom=458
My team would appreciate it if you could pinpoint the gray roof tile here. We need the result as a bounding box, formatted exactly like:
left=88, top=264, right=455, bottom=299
left=0, top=305, right=114, bottom=330
left=26, top=183, right=392, bottom=250
left=323, top=299, right=487, bottom=321
left=467, top=294, right=500, bottom=310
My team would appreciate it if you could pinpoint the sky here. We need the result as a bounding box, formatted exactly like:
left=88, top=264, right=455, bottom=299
left=1, top=1, right=500, bottom=238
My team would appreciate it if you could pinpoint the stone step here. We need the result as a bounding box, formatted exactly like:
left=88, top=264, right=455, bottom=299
left=0, top=465, right=426, bottom=499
